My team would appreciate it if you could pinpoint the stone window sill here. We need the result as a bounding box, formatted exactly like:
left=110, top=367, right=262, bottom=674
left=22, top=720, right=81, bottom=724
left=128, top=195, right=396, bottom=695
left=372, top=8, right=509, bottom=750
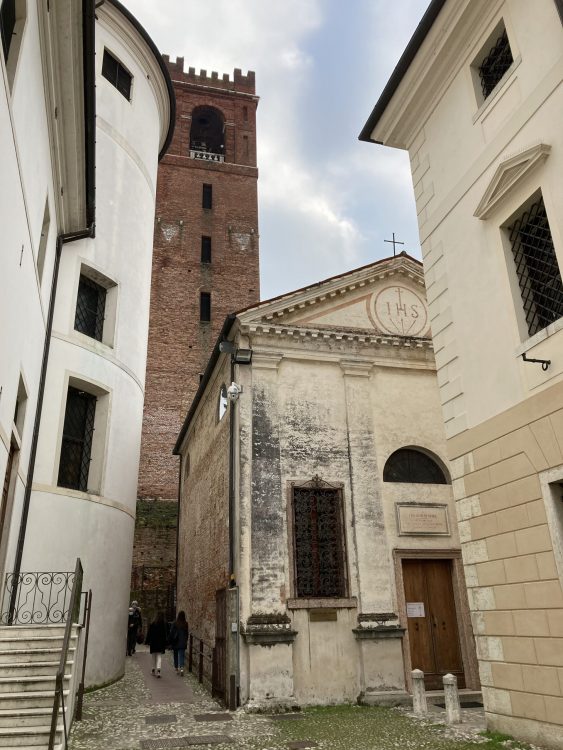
left=287, top=597, right=357, bottom=610
left=515, top=316, right=563, bottom=357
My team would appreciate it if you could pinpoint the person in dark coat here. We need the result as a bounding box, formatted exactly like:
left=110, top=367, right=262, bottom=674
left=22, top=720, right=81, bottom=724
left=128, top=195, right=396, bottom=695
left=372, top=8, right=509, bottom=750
left=145, top=611, right=167, bottom=677
left=126, top=607, right=137, bottom=656
left=169, top=610, right=189, bottom=676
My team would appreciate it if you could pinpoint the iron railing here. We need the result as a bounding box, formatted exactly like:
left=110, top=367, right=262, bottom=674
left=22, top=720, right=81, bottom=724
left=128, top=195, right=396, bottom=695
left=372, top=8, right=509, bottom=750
left=187, top=632, right=216, bottom=692
left=49, top=558, right=83, bottom=750
left=2, top=570, right=77, bottom=625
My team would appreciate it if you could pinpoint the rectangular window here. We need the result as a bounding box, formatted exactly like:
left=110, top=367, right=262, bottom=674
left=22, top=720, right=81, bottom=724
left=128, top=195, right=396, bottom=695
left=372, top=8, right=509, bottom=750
left=0, top=0, right=15, bottom=62
left=202, top=183, right=213, bottom=210
left=508, top=196, right=563, bottom=337
left=102, top=49, right=132, bottom=100
left=37, top=198, right=50, bottom=284
left=75, top=275, right=106, bottom=342
left=292, top=483, right=346, bottom=598
left=57, top=387, right=97, bottom=492
left=200, top=292, right=211, bottom=322
left=478, top=27, right=513, bottom=100
left=201, top=236, right=212, bottom=263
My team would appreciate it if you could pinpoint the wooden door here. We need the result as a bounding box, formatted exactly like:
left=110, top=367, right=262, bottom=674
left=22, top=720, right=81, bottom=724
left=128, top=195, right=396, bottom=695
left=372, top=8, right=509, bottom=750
left=403, top=559, right=465, bottom=690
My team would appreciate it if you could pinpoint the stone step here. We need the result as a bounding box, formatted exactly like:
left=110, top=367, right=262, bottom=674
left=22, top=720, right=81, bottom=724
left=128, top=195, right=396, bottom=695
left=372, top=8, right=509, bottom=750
left=0, top=636, right=75, bottom=652
left=0, top=724, right=63, bottom=747
left=0, top=648, right=75, bottom=664
left=0, top=691, right=69, bottom=710
left=0, top=626, right=68, bottom=639
left=0, top=675, right=70, bottom=694
left=0, top=707, right=60, bottom=728
left=0, top=661, right=73, bottom=678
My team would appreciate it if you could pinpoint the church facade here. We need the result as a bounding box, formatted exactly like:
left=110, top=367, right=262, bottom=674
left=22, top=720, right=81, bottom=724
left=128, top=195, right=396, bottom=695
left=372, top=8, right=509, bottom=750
left=361, top=0, right=563, bottom=746
left=175, top=254, right=478, bottom=709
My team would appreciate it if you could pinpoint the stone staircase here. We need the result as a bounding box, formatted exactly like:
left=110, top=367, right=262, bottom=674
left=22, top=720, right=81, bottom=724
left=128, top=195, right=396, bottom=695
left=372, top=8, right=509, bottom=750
left=0, top=625, right=79, bottom=749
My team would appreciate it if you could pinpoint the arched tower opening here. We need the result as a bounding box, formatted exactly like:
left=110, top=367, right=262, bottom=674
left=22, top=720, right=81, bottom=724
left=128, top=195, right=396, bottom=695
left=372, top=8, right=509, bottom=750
left=190, top=106, right=225, bottom=156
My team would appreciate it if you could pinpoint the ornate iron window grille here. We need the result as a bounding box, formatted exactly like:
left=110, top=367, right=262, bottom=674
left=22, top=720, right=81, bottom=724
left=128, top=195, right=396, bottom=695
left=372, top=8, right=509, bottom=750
left=57, top=387, right=96, bottom=492
left=0, top=0, right=15, bottom=61
left=102, top=49, right=132, bottom=100
left=75, top=275, right=106, bottom=341
left=292, top=479, right=346, bottom=598
left=383, top=448, right=448, bottom=484
left=508, top=197, right=563, bottom=337
left=478, top=29, right=513, bottom=99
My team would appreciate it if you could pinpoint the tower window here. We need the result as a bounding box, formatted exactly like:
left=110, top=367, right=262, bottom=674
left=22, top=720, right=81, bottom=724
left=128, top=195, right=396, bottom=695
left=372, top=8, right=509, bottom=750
left=200, top=292, right=211, bottom=322
left=102, top=49, right=132, bottom=100
left=383, top=449, right=448, bottom=484
left=75, top=275, right=106, bottom=342
left=202, top=184, right=213, bottom=210
left=57, top=387, right=97, bottom=492
left=508, top=196, right=563, bottom=337
left=478, top=27, right=513, bottom=100
left=201, top=236, right=212, bottom=264
left=190, top=106, right=225, bottom=155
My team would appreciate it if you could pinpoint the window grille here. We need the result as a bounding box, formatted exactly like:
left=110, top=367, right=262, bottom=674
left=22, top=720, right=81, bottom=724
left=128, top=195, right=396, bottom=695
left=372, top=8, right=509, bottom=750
left=508, top=197, right=563, bottom=337
left=57, top=387, right=96, bottom=492
left=200, top=292, right=211, bottom=322
left=0, top=0, right=15, bottom=61
left=383, top=448, right=448, bottom=484
left=75, top=275, right=106, bottom=341
left=478, top=29, right=513, bottom=99
left=201, top=236, right=212, bottom=264
left=293, top=484, right=345, bottom=598
left=102, top=49, right=132, bottom=100
left=202, top=184, right=213, bottom=210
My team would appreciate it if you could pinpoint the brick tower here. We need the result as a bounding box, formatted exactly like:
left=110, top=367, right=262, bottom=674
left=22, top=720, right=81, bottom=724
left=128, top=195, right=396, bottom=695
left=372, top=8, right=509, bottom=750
left=132, top=58, right=260, bottom=615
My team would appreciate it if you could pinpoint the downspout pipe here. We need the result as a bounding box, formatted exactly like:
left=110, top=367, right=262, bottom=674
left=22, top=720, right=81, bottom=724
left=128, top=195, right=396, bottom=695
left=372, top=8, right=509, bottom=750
left=9, top=227, right=95, bottom=621
left=228, top=355, right=236, bottom=588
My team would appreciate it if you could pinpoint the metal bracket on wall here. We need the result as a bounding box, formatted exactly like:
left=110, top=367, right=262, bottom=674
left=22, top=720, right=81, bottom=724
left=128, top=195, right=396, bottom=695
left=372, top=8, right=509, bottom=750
left=521, top=353, right=551, bottom=371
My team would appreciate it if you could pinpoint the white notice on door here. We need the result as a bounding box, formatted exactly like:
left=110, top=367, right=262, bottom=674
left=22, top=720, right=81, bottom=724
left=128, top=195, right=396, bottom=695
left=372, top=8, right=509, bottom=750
left=406, top=602, right=425, bottom=618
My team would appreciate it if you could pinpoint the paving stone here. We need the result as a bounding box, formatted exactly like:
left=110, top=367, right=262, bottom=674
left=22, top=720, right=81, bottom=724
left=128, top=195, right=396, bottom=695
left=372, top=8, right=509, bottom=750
left=194, top=714, right=233, bottom=722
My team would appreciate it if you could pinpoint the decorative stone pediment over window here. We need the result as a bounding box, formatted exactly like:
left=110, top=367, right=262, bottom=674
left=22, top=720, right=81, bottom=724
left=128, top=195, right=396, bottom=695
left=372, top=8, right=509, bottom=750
left=474, top=143, right=551, bottom=220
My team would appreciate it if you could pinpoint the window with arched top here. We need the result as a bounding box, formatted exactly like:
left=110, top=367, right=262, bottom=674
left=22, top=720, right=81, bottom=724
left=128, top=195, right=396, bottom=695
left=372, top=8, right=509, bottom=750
left=190, top=106, right=225, bottom=157
left=383, top=448, right=449, bottom=484
left=218, top=384, right=228, bottom=421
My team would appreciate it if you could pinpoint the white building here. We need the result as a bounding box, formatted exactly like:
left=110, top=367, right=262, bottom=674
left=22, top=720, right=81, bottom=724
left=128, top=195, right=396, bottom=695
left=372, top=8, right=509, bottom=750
left=175, top=254, right=478, bottom=710
left=361, top=0, right=563, bottom=746
left=0, top=0, right=174, bottom=687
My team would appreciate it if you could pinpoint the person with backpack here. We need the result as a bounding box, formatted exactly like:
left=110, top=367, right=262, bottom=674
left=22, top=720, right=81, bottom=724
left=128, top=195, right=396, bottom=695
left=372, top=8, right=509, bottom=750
left=169, top=610, right=189, bottom=676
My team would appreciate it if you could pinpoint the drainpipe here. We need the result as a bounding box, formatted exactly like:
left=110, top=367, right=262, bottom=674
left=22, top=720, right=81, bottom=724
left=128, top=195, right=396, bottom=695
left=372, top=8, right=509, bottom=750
left=228, top=355, right=236, bottom=588
left=9, top=227, right=95, bottom=622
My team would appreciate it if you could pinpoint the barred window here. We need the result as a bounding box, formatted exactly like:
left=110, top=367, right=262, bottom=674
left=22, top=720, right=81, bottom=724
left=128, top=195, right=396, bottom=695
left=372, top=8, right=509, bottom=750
left=102, top=49, right=132, bottom=100
left=508, top=197, right=563, bottom=337
left=75, top=275, right=106, bottom=341
left=478, top=28, right=513, bottom=100
left=383, top=449, right=448, bottom=484
left=292, top=483, right=346, bottom=598
left=201, top=236, right=212, bottom=264
left=57, top=387, right=96, bottom=492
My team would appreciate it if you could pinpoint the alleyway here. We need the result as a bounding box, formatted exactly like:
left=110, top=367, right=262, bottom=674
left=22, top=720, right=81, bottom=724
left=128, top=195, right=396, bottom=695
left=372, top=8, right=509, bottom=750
left=68, top=648, right=543, bottom=750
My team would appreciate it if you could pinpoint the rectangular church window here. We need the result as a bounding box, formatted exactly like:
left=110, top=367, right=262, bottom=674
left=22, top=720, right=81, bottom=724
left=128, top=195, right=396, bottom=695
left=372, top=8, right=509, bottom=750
left=102, top=49, right=132, bottom=100
left=75, top=274, right=106, bottom=342
left=508, top=195, right=563, bottom=337
left=57, top=387, right=96, bottom=492
left=292, top=483, right=346, bottom=598
left=477, top=25, right=513, bottom=100
left=200, top=291, right=211, bottom=322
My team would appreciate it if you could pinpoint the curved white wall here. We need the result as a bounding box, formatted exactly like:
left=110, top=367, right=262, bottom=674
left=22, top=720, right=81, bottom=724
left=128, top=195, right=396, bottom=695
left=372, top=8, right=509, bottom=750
left=21, top=6, right=170, bottom=686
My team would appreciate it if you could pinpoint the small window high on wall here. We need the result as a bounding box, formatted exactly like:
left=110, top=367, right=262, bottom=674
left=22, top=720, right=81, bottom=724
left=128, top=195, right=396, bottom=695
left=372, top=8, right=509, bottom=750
left=102, top=49, right=132, bottom=100
left=57, top=387, right=97, bottom=492
left=1, top=0, right=26, bottom=90
left=471, top=21, right=513, bottom=104
left=75, top=275, right=106, bottom=342
left=383, top=448, right=448, bottom=484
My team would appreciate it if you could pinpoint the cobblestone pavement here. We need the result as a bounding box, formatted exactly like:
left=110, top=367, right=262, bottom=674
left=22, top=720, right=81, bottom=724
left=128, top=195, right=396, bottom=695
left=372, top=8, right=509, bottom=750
left=69, top=650, right=542, bottom=750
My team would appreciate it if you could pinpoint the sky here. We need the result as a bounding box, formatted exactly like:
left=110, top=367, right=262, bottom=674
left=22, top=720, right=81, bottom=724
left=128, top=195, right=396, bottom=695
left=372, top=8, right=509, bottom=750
left=126, top=0, right=431, bottom=300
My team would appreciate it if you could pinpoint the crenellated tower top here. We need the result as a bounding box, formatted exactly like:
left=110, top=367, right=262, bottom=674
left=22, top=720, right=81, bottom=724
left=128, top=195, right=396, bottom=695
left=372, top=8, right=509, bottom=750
left=161, top=55, right=256, bottom=95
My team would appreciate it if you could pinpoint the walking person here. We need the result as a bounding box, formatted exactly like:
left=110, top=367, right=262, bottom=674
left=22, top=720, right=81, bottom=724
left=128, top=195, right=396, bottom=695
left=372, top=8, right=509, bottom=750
left=126, top=607, right=137, bottom=656
left=145, top=611, right=167, bottom=677
left=169, top=610, right=189, bottom=676
left=129, top=601, right=142, bottom=654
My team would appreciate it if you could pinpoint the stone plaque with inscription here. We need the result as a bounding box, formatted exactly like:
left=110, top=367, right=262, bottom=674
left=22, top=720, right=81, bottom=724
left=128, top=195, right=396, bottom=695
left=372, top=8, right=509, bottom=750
left=396, top=503, right=450, bottom=536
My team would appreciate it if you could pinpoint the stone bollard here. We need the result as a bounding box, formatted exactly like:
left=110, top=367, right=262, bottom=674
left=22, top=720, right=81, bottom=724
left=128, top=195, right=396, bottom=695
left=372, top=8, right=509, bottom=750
left=443, top=673, right=461, bottom=724
left=411, top=669, right=427, bottom=715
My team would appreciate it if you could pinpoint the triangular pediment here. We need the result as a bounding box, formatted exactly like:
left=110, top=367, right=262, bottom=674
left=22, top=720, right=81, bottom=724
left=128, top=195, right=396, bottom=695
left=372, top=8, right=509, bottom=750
left=474, top=143, right=551, bottom=220
left=238, top=254, right=431, bottom=338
